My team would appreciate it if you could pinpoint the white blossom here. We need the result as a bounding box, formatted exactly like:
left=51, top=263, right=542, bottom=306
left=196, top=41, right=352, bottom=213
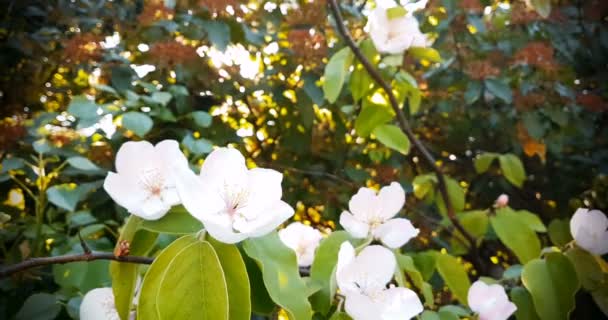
left=103, top=140, right=189, bottom=220
left=340, top=182, right=419, bottom=248
left=336, top=242, right=423, bottom=320
left=367, top=0, right=431, bottom=54
left=570, top=208, right=608, bottom=256
left=278, top=222, right=323, bottom=267
left=80, top=288, right=134, bottom=320
left=467, top=280, right=517, bottom=320
left=175, top=147, right=294, bottom=243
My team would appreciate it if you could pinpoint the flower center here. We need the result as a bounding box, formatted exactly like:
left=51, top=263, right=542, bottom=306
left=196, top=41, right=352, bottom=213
left=138, top=167, right=165, bottom=198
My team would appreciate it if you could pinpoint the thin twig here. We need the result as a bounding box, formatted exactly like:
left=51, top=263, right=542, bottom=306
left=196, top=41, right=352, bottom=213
left=0, top=252, right=154, bottom=278
left=327, top=0, right=480, bottom=257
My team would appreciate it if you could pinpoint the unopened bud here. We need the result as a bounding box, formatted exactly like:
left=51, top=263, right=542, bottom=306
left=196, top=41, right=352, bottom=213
left=495, top=194, right=509, bottom=208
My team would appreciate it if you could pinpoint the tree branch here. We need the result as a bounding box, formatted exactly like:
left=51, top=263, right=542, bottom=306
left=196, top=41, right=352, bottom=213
left=327, top=0, right=479, bottom=253
left=0, top=252, right=154, bottom=278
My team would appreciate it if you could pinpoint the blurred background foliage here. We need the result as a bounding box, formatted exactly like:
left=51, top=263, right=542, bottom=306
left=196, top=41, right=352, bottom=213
left=0, top=0, right=607, bottom=318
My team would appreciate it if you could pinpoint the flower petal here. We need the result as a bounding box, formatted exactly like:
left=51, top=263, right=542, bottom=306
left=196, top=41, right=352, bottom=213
left=242, top=168, right=284, bottom=217
left=136, top=196, right=170, bottom=220
left=348, top=187, right=379, bottom=220
left=479, top=300, right=517, bottom=320
left=373, top=218, right=419, bottom=248
left=380, top=287, right=424, bottom=320
left=80, top=288, right=119, bottom=320
left=344, top=291, right=383, bottom=320
left=354, top=245, right=396, bottom=291
left=243, top=200, right=294, bottom=237
left=103, top=172, right=146, bottom=213
left=115, top=141, right=155, bottom=174
left=199, top=147, right=248, bottom=190
left=468, top=280, right=490, bottom=313
left=174, top=164, right=225, bottom=223
left=154, top=139, right=189, bottom=176
left=204, top=218, right=249, bottom=244
left=570, top=208, right=608, bottom=255
left=336, top=241, right=356, bottom=293
left=340, top=211, right=370, bottom=239
left=377, top=182, right=406, bottom=220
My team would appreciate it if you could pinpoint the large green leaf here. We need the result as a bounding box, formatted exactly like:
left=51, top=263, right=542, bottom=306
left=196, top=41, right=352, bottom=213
left=243, top=232, right=313, bottom=320
left=435, top=253, right=471, bottom=305
left=140, top=205, right=204, bottom=234
left=499, top=154, right=526, bottom=187
left=208, top=237, right=251, bottom=320
left=372, top=124, right=411, bottom=155
left=396, top=254, right=434, bottom=307
left=521, top=252, right=580, bottom=320
left=516, top=210, right=547, bottom=232
left=436, top=177, right=466, bottom=216
left=67, top=156, right=103, bottom=172
left=323, top=47, right=353, bottom=103
left=47, top=182, right=100, bottom=212
left=451, top=211, right=489, bottom=254
left=485, top=78, right=512, bottom=103
left=310, top=231, right=352, bottom=315
left=350, top=39, right=377, bottom=102
left=15, top=293, right=61, bottom=320
left=354, top=103, right=395, bottom=137
left=547, top=219, right=572, bottom=247
left=565, top=247, right=604, bottom=291
left=490, top=207, right=540, bottom=263
left=138, top=235, right=200, bottom=319
left=122, top=112, right=153, bottom=137
left=510, top=287, right=540, bottom=320
left=156, top=240, right=229, bottom=319
left=474, top=152, right=498, bottom=174
left=243, top=253, right=275, bottom=315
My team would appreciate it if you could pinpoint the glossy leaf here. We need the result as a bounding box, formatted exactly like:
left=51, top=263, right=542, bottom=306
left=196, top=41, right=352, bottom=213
left=323, top=47, right=353, bottom=103
left=547, top=219, right=572, bottom=247
left=517, top=210, right=547, bottom=232
left=491, top=207, right=541, bottom=263
left=354, top=104, right=395, bottom=137
left=372, top=124, right=411, bottom=155
left=409, top=47, right=442, bottom=62
left=140, top=205, right=204, bottom=234
left=499, top=154, right=526, bottom=187
left=510, top=287, right=540, bottom=320
left=521, top=252, right=580, bottom=320
left=122, top=112, right=153, bottom=137
left=474, top=152, right=498, bottom=174
left=243, top=232, right=313, bottom=320
left=15, top=293, right=61, bottom=320
left=435, top=253, right=471, bottom=305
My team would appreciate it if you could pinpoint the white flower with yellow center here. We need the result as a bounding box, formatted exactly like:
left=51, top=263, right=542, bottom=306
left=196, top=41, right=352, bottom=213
left=175, top=147, right=294, bottom=244
left=103, top=140, right=189, bottom=220
left=340, top=182, right=419, bottom=248
left=336, top=242, right=423, bottom=320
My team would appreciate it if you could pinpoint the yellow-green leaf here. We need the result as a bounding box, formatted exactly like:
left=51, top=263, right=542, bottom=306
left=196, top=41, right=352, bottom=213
left=435, top=253, right=471, bottom=305
left=372, top=124, right=411, bottom=155
left=491, top=207, right=540, bottom=263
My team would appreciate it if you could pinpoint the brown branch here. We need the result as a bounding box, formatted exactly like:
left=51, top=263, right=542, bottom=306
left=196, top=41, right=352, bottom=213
left=0, top=252, right=154, bottom=278
left=327, top=0, right=480, bottom=256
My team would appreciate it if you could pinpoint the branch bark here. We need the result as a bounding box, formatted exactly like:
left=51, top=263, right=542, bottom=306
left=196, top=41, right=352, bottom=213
left=327, top=0, right=480, bottom=256
left=0, top=252, right=154, bottom=278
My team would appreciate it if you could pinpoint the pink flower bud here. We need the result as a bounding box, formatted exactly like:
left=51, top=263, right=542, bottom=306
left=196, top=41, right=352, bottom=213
left=495, top=194, right=509, bottom=208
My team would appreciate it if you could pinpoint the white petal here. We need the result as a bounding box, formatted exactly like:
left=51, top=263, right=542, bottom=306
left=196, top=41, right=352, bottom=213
left=135, top=196, right=170, bottom=220
left=380, top=287, right=424, bottom=320
left=340, top=211, right=370, bottom=238
left=104, top=172, right=145, bottom=211
left=114, top=141, right=155, bottom=174
left=199, top=147, right=248, bottom=190
left=570, top=208, right=608, bottom=255
left=468, top=280, right=490, bottom=312
left=468, top=280, right=516, bottom=320
left=377, top=182, right=406, bottom=220
left=242, top=168, right=284, bottom=215
left=344, top=291, right=383, bottom=320
left=348, top=187, right=379, bottom=220
left=244, top=200, right=294, bottom=237
left=80, top=288, right=119, bottom=320
left=279, top=222, right=323, bottom=267
left=373, top=218, right=419, bottom=248
left=154, top=139, right=189, bottom=177
left=336, top=241, right=356, bottom=293
left=354, top=245, right=396, bottom=291
left=174, top=164, right=225, bottom=223
left=479, top=300, right=517, bottom=320
left=204, top=218, right=249, bottom=244
left=161, top=187, right=181, bottom=207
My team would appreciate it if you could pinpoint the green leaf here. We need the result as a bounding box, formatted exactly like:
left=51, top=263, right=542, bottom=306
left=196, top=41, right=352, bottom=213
left=350, top=39, right=376, bottom=102
left=372, top=124, right=411, bottom=155
left=387, top=6, right=408, bottom=19
left=243, top=232, right=313, bottom=320
left=310, top=231, right=352, bottom=315
left=420, top=310, right=441, bottom=320
left=156, top=240, right=229, bottom=319
left=409, top=47, right=442, bottom=62
left=323, top=47, right=353, bottom=103
left=436, top=177, right=466, bottom=216
left=150, top=92, right=172, bottom=106
left=122, top=112, right=153, bottom=137
left=547, top=219, right=572, bottom=247
left=521, top=252, right=580, bottom=320
left=67, top=156, right=102, bottom=172
left=435, top=253, right=471, bottom=305
left=451, top=211, right=488, bottom=253
left=516, top=210, right=547, bottom=232
left=484, top=78, right=513, bottom=103
left=491, top=207, right=540, bottom=263
left=412, top=174, right=437, bottom=200
left=510, top=287, right=540, bottom=320
left=528, top=0, right=551, bottom=18
left=182, top=134, right=213, bottom=155
left=592, top=284, right=608, bottom=318
left=413, top=251, right=437, bottom=281
left=354, top=104, right=395, bottom=137
left=191, top=111, right=213, bottom=128
left=202, top=20, right=231, bottom=51
left=474, top=152, right=498, bottom=174
left=140, top=205, right=204, bottom=234
left=47, top=183, right=97, bottom=212
left=499, top=154, right=526, bottom=187
left=464, top=81, right=482, bottom=105
left=329, top=311, right=352, bottom=320
left=243, top=253, right=275, bottom=315
left=565, top=247, right=604, bottom=291
left=68, top=95, right=100, bottom=121
left=15, top=293, right=61, bottom=320
left=397, top=254, right=434, bottom=307
left=208, top=238, right=251, bottom=320
left=303, top=74, right=324, bottom=106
